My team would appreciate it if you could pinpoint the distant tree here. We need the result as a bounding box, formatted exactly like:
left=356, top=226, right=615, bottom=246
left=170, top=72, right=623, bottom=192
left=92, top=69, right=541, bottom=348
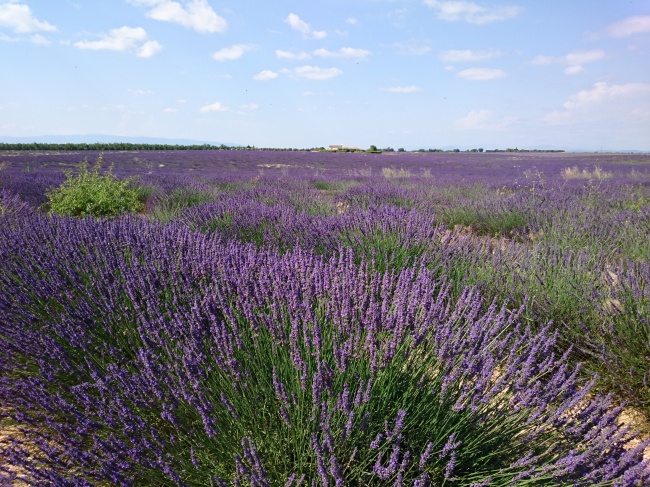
left=453, top=148, right=460, bottom=152
left=397, top=148, right=405, bottom=152
left=368, top=145, right=378, bottom=152
left=478, top=148, right=484, bottom=152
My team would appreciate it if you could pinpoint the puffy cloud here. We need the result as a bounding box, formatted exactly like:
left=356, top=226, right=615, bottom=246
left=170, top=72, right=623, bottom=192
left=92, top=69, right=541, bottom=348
left=240, top=103, right=259, bottom=110
left=0, top=1, right=57, bottom=33
left=380, top=86, right=422, bottom=93
left=163, top=107, right=177, bottom=113
left=346, top=17, right=358, bottom=25
left=285, top=13, right=326, bottom=39
left=565, top=50, right=605, bottom=65
left=276, top=49, right=311, bottom=60
left=423, top=0, right=521, bottom=24
left=199, top=101, right=229, bottom=112
left=606, top=15, right=650, bottom=37
left=454, top=109, right=515, bottom=130
left=129, top=89, right=154, bottom=96
left=530, top=55, right=554, bottom=65
left=253, top=70, right=279, bottom=81
left=313, top=47, right=370, bottom=60
left=392, top=39, right=432, bottom=56
left=29, top=33, right=51, bottom=45
left=439, top=49, right=501, bottom=62
left=74, top=26, right=162, bottom=57
left=454, top=109, right=489, bottom=129
left=129, top=0, right=227, bottom=33
left=137, top=40, right=162, bottom=57
left=564, top=65, right=584, bottom=76
left=543, top=81, right=650, bottom=125
left=212, top=44, right=251, bottom=62
left=292, top=65, right=342, bottom=80
left=457, top=67, right=506, bottom=80
left=531, top=49, right=605, bottom=75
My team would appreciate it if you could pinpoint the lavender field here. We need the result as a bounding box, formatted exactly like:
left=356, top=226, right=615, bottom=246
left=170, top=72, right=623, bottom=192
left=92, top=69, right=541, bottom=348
left=2, top=149, right=650, bottom=485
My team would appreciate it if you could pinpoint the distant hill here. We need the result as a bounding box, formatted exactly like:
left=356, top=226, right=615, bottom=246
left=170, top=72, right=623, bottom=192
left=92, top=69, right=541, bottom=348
left=0, top=134, right=236, bottom=146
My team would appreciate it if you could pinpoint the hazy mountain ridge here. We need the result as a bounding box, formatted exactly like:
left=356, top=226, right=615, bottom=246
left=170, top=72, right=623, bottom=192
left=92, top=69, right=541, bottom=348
left=0, top=134, right=232, bottom=146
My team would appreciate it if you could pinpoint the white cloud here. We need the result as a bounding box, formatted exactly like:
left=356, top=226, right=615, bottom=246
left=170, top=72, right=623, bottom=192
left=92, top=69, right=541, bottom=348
left=393, top=40, right=432, bottom=56
left=29, top=33, right=51, bottom=45
left=292, top=65, right=342, bottom=80
left=285, top=13, right=326, bottom=39
left=74, top=27, right=161, bottom=57
left=457, top=67, right=506, bottom=80
left=565, top=50, right=605, bottom=65
left=313, top=47, right=370, bottom=60
left=423, top=0, right=521, bottom=24
left=454, top=109, right=514, bottom=130
left=68, top=103, right=127, bottom=112
left=531, top=49, right=605, bottom=75
left=200, top=101, right=229, bottom=113
left=530, top=55, right=554, bottom=65
left=212, top=44, right=251, bottom=61
left=380, top=86, right=422, bottom=93
left=137, top=40, right=162, bottom=57
left=129, top=89, right=154, bottom=96
left=0, top=32, right=18, bottom=42
left=129, top=0, right=227, bottom=33
left=0, top=31, right=52, bottom=45
left=346, top=17, right=358, bottom=25
left=241, top=103, right=259, bottom=110
left=454, top=109, right=489, bottom=129
left=606, top=15, right=650, bottom=37
left=543, top=81, right=650, bottom=125
left=439, top=49, right=501, bottom=62
left=0, top=2, right=57, bottom=33
left=163, top=107, right=177, bottom=112
left=276, top=49, right=311, bottom=60
left=564, top=65, right=584, bottom=76
left=253, top=70, right=279, bottom=81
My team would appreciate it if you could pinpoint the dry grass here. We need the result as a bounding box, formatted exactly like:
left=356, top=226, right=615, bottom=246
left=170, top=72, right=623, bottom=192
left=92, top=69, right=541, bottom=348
left=561, top=165, right=613, bottom=181
left=381, top=167, right=412, bottom=178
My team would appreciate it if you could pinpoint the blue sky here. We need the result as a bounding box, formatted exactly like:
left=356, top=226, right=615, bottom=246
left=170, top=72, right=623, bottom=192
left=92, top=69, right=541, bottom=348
left=1, top=0, right=649, bottom=150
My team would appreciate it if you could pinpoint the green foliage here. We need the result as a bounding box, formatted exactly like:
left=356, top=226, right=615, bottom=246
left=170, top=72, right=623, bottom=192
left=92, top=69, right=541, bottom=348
left=313, top=180, right=358, bottom=194
left=46, top=155, right=144, bottom=218
left=151, top=188, right=214, bottom=222
left=439, top=206, right=529, bottom=238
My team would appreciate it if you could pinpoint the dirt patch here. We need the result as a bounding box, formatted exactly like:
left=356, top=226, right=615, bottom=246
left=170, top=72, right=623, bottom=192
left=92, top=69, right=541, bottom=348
left=0, top=423, right=32, bottom=486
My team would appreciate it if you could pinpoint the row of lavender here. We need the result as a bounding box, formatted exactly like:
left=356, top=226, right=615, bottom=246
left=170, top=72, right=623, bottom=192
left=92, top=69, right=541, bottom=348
left=1, top=215, right=647, bottom=485
left=1, top=151, right=650, bottom=485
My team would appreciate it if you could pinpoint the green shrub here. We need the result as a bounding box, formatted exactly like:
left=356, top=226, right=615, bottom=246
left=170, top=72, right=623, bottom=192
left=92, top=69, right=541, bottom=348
left=46, top=155, right=144, bottom=218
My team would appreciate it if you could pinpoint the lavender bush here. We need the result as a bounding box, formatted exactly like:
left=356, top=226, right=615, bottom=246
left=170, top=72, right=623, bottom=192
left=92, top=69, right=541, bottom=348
left=1, top=215, right=648, bottom=485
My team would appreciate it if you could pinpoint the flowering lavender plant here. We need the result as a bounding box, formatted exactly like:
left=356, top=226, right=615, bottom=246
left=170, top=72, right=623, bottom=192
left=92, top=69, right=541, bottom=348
left=1, top=216, right=647, bottom=485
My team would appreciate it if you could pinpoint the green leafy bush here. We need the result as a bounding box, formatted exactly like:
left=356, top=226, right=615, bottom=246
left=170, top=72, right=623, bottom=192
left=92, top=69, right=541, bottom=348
left=46, top=155, right=145, bottom=218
